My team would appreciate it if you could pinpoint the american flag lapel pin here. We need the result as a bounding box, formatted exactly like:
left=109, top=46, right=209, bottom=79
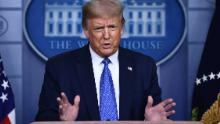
left=127, top=66, right=132, bottom=71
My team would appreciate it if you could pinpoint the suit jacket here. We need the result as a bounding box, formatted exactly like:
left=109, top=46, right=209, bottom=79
left=36, top=45, right=161, bottom=121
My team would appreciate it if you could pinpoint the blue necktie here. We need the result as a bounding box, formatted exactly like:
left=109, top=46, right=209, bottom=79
left=100, top=58, right=118, bottom=121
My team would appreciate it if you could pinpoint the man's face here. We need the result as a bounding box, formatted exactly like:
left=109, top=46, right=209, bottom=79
left=84, top=17, right=124, bottom=57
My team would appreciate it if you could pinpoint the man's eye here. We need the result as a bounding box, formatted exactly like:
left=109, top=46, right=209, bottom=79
left=94, top=27, right=104, bottom=31
left=109, top=25, right=117, bottom=30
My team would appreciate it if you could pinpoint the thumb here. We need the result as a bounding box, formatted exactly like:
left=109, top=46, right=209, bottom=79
left=73, top=95, right=80, bottom=108
left=146, top=96, right=153, bottom=109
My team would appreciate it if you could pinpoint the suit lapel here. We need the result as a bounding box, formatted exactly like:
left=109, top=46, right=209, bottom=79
left=75, top=45, right=100, bottom=120
left=118, top=48, right=135, bottom=120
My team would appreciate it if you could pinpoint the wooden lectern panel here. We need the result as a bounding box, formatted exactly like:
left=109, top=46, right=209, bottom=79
left=31, top=121, right=203, bottom=124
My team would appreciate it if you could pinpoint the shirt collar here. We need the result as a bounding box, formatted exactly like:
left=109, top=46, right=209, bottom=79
left=89, top=45, right=118, bottom=65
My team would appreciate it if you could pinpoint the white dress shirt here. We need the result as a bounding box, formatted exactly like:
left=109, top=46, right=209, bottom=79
left=89, top=46, right=120, bottom=117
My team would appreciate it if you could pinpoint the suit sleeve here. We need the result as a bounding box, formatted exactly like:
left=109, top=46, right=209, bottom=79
left=149, top=60, right=161, bottom=105
left=35, top=60, right=61, bottom=121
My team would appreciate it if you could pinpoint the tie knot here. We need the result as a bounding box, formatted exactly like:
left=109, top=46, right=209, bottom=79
left=102, top=58, right=111, bottom=65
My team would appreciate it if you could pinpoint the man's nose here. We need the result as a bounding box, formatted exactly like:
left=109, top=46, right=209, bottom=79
left=103, top=28, right=110, bottom=39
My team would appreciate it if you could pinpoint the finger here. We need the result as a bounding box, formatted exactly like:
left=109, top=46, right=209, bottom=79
left=57, top=97, right=65, bottom=115
left=59, top=104, right=64, bottom=115
left=145, top=96, right=153, bottom=110
left=165, top=110, right=175, bottom=117
left=164, top=102, right=176, bottom=111
left=57, top=97, right=62, bottom=105
left=61, top=92, right=69, bottom=104
left=160, top=98, right=174, bottom=107
left=74, top=95, right=80, bottom=107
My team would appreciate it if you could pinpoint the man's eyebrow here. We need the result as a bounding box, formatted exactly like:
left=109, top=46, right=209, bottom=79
left=93, top=22, right=104, bottom=25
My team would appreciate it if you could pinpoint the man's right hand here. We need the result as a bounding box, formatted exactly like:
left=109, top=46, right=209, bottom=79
left=57, top=92, right=80, bottom=121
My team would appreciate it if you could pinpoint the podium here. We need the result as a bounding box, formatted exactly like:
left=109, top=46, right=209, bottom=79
left=31, top=121, right=203, bottom=124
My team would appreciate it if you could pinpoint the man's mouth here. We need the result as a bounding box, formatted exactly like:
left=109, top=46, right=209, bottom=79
left=102, top=43, right=111, bottom=49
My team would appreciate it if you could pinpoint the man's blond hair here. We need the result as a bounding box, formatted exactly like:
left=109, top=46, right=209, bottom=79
left=82, top=0, right=125, bottom=28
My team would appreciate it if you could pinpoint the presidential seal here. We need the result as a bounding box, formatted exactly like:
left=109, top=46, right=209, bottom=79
left=24, top=0, right=186, bottom=65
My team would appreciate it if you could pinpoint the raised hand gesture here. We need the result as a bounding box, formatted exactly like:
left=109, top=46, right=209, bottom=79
left=57, top=92, right=80, bottom=121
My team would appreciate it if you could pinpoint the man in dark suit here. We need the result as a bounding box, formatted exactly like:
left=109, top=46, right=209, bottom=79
left=36, top=0, right=176, bottom=121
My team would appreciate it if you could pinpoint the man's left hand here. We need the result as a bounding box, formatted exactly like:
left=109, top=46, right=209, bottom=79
left=144, top=96, right=176, bottom=121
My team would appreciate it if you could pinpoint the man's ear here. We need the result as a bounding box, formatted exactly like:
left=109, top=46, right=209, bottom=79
left=121, top=26, right=124, bottom=35
left=83, top=27, right=89, bottom=38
